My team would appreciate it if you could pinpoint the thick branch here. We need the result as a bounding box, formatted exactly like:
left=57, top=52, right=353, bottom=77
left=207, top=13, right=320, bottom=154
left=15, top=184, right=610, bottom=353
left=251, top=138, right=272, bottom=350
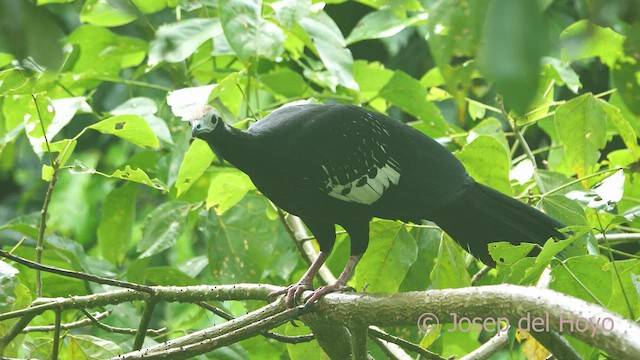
left=311, top=285, right=640, bottom=360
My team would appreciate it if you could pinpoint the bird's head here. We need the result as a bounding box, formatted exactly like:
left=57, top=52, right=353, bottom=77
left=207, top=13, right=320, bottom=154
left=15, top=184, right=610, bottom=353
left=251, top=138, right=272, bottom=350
left=189, top=105, right=222, bottom=139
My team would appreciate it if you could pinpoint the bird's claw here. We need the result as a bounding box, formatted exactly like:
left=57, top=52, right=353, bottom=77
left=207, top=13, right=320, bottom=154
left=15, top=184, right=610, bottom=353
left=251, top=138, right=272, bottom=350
left=269, top=282, right=314, bottom=307
left=303, top=284, right=354, bottom=309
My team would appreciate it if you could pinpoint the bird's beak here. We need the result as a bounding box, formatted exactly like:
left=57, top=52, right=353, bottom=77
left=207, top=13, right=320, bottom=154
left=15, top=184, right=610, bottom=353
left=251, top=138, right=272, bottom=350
left=190, top=119, right=203, bottom=138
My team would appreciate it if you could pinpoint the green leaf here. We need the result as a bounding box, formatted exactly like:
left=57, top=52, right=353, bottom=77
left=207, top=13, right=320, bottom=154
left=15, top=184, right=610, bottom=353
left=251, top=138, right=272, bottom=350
left=65, top=335, right=121, bottom=359
left=520, top=238, right=576, bottom=284
left=353, top=60, right=393, bottom=104
left=207, top=172, right=256, bottom=214
left=89, top=115, right=159, bottom=148
left=149, top=19, right=222, bottom=66
left=260, top=67, right=310, bottom=98
left=612, top=57, right=640, bottom=116
left=203, top=195, right=293, bottom=283
left=111, top=97, right=173, bottom=145
left=478, top=0, right=549, bottom=114
left=543, top=57, right=581, bottom=93
left=354, top=222, right=418, bottom=293
left=137, top=202, right=192, bottom=258
left=430, top=234, right=471, bottom=289
left=285, top=322, right=320, bottom=358
left=66, top=25, right=147, bottom=77
left=0, top=261, right=19, bottom=312
left=489, top=242, right=536, bottom=268
left=271, top=0, right=311, bottom=30
left=110, top=166, right=167, bottom=190
left=607, top=259, right=640, bottom=318
left=379, top=70, right=448, bottom=137
left=602, top=101, right=640, bottom=160
left=176, top=139, right=215, bottom=197
left=346, top=9, right=428, bottom=44
left=560, top=20, right=625, bottom=67
left=144, top=266, right=198, bottom=286
left=0, top=0, right=66, bottom=69
left=456, top=136, right=513, bottom=196
left=98, top=184, right=137, bottom=265
left=554, top=94, right=607, bottom=178
left=80, top=0, right=138, bottom=27
left=425, top=0, right=486, bottom=68
left=549, top=255, right=612, bottom=306
left=21, top=94, right=54, bottom=159
left=41, top=164, right=54, bottom=181
left=220, top=0, right=285, bottom=62
left=300, top=10, right=358, bottom=90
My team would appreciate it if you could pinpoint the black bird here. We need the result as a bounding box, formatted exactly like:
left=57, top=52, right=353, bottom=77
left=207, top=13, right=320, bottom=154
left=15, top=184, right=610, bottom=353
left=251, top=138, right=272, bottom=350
left=189, top=104, right=565, bottom=306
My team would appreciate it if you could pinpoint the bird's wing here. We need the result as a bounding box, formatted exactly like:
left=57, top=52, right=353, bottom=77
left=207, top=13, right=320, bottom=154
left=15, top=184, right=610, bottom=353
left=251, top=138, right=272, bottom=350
left=297, top=106, right=406, bottom=205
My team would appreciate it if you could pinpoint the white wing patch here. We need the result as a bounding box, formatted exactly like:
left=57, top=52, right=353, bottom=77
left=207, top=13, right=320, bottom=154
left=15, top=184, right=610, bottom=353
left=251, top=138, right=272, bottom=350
left=322, top=161, right=401, bottom=205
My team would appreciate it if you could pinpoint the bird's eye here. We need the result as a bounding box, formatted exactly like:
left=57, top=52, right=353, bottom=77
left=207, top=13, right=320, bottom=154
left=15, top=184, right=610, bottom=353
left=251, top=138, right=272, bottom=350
left=195, top=123, right=202, bottom=130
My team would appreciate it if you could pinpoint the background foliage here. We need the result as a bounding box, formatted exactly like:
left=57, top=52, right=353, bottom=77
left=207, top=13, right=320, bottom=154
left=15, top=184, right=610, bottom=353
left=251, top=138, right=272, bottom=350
left=0, top=0, right=639, bottom=358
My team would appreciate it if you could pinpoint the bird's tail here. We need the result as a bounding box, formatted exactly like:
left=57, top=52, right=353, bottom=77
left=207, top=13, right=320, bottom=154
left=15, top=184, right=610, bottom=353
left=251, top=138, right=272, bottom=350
left=430, top=181, right=566, bottom=265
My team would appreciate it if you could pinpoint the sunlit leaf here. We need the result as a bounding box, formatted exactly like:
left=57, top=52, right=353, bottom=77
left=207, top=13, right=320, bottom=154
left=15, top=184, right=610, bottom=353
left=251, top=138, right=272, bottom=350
left=80, top=0, right=138, bottom=27
left=176, top=139, right=214, bottom=197
left=354, top=222, right=418, bottom=293
left=456, top=136, right=512, bottom=195
left=560, top=20, right=625, bottom=67
left=207, top=172, right=256, bottom=213
left=89, top=115, right=159, bottom=148
left=346, top=9, right=428, bottom=44
left=554, top=94, right=607, bottom=178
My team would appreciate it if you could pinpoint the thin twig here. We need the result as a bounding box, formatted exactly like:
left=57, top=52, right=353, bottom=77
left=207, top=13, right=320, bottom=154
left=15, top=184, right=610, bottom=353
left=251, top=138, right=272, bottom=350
left=471, top=265, right=491, bottom=285
left=52, top=308, right=62, bottom=360
left=198, top=302, right=314, bottom=344
left=32, top=94, right=58, bottom=298
left=0, top=249, right=154, bottom=293
left=133, top=300, right=158, bottom=350
left=369, top=327, right=449, bottom=360
left=23, top=311, right=110, bottom=333
left=81, top=309, right=166, bottom=336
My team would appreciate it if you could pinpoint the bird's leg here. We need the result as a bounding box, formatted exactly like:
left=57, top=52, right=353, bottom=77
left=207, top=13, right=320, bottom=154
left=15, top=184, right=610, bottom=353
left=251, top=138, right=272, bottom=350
left=269, top=251, right=330, bottom=307
left=304, top=254, right=362, bottom=306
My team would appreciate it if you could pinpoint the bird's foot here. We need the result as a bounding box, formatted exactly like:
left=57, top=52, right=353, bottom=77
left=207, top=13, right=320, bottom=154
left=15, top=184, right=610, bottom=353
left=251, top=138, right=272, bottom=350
left=269, top=281, right=314, bottom=307
left=303, top=283, right=354, bottom=308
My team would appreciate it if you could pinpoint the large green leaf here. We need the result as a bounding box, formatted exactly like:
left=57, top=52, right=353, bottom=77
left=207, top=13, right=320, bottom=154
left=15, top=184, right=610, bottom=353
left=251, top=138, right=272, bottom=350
left=456, top=135, right=513, bottom=196
left=354, top=222, right=418, bottom=293
left=554, top=94, right=607, bottom=178
left=560, top=20, right=625, bottom=68
left=89, top=115, right=159, bottom=148
left=137, top=202, right=192, bottom=258
left=149, top=19, right=222, bottom=66
left=80, top=0, right=138, bottom=27
left=379, top=70, right=448, bottom=137
left=176, top=139, right=214, bottom=197
left=219, top=0, right=285, bottom=62
left=63, top=335, right=121, bottom=359
left=299, top=10, right=358, bottom=90
left=98, top=184, right=137, bottom=265
left=204, top=195, right=294, bottom=283
left=430, top=234, right=471, bottom=289
left=207, top=171, right=256, bottom=214
left=346, top=9, right=428, bottom=44
left=478, top=0, right=549, bottom=114
left=550, top=255, right=612, bottom=306
left=66, top=25, right=147, bottom=77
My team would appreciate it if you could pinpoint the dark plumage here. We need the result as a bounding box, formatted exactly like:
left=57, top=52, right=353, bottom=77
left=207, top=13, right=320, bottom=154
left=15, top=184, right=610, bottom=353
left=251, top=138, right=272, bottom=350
left=189, top=103, right=565, bottom=306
